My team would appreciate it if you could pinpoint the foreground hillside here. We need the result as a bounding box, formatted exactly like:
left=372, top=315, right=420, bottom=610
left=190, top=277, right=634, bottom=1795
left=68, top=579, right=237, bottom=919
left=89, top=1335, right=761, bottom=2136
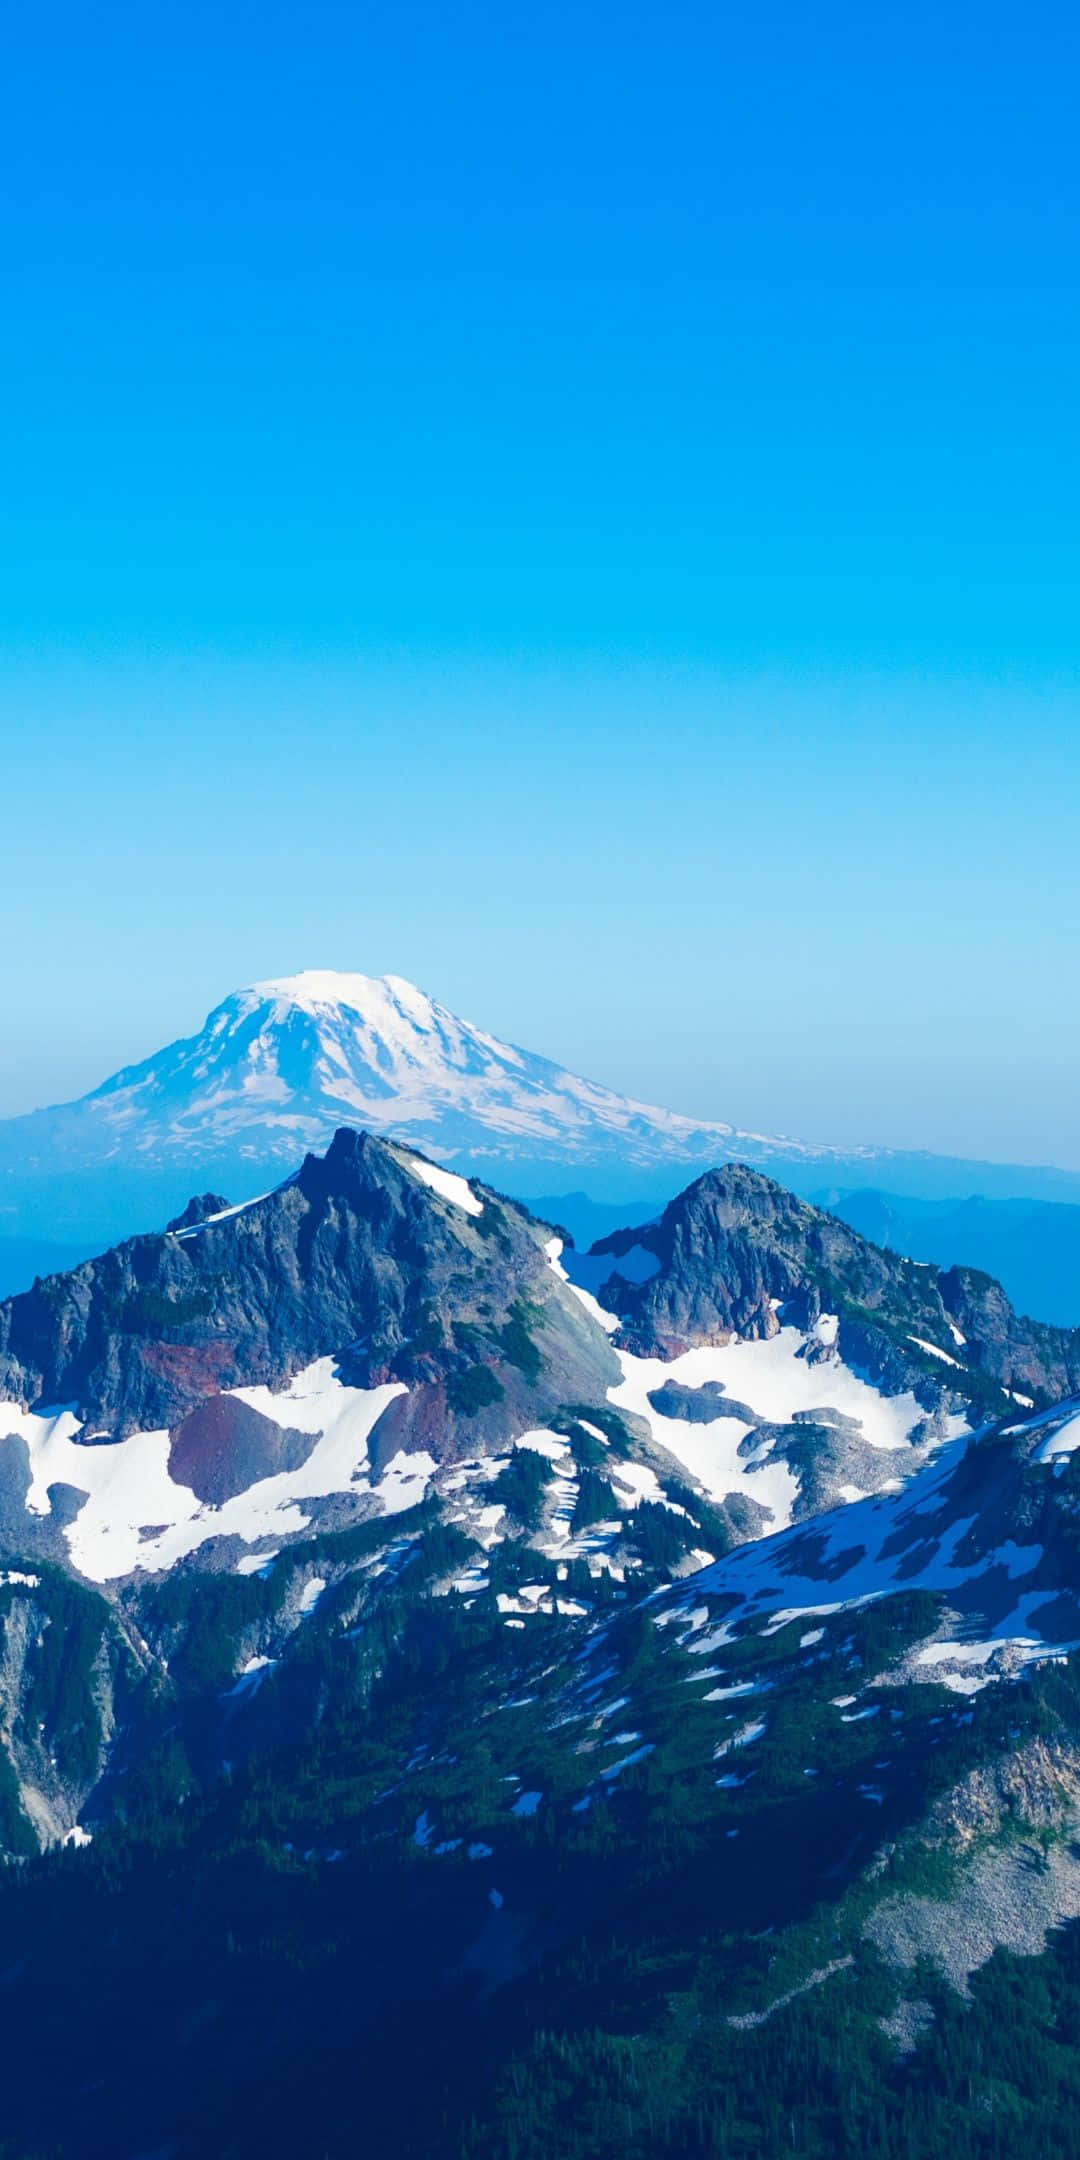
left=3, top=1388, right=1080, bottom=2156
left=1, top=1135, right=1080, bottom=2152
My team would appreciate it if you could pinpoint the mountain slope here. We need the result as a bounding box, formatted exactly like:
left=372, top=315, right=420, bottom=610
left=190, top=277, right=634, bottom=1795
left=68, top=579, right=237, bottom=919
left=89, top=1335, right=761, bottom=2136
left=0, top=1138, right=1078, bottom=1861
left=588, top=1164, right=1080, bottom=1405
left=2, top=1387, right=1080, bottom=2156
left=0, top=1129, right=621, bottom=1584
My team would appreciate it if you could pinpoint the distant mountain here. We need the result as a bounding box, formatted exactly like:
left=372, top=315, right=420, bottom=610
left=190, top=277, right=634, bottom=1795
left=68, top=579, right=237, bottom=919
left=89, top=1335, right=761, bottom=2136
left=0, top=968, right=794, bottom=1181
left=3, top=969, right=1080, bottom=1264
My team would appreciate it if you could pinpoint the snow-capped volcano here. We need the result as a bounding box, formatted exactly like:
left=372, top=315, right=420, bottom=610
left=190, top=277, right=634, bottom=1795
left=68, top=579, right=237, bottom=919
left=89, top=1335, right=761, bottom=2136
left=0, top=968, right=830, bottom=1184
left=6, top=971, right=1080, bottom=1269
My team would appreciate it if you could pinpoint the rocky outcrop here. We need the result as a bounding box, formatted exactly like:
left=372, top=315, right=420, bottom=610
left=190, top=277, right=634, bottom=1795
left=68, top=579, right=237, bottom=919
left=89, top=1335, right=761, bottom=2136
left=590, top=1165, right=1080, bottom=1415
left=0, top=1567, right=155, bottom=1851
left=165, top=1194, right=231, bottom=1233
left=925, top=1737, right=1080, bottom=1848
left=938, top=1263, right=1080, bottom=1403
left=0, top=1130, right=618, bottom=1440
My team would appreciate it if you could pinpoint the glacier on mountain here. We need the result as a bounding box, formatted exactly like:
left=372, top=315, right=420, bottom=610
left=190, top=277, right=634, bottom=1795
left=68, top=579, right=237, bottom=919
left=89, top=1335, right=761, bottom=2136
left=0, top=968, right=854, bottom=1183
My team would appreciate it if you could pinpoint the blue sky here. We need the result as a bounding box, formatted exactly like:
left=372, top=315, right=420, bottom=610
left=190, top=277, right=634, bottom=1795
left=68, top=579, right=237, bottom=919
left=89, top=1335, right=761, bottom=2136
left=2, top=0, right=1078, bottom=1165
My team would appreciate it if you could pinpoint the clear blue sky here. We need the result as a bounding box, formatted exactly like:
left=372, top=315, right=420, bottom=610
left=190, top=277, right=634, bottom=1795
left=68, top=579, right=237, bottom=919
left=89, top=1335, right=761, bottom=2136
left=2, top=0, right=1078, bottom=1166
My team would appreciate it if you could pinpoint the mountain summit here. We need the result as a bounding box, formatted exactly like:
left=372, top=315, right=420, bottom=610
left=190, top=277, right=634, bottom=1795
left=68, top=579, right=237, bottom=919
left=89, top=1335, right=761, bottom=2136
left=0, top=968, right=825, bottom=1187
left=4, top=969, right=1080, bottom=1262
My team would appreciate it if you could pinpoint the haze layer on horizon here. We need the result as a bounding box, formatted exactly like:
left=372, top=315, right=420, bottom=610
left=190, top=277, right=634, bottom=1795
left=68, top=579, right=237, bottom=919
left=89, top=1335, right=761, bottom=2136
left=2, top=1, right=1077, bottom=1169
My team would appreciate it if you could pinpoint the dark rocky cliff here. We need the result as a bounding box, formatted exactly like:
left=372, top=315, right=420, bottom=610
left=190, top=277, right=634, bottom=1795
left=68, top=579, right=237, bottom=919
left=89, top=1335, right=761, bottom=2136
left=589, top=1164, right=1080, bottom=1411
left=0, top=1129, right=616, bottom=1442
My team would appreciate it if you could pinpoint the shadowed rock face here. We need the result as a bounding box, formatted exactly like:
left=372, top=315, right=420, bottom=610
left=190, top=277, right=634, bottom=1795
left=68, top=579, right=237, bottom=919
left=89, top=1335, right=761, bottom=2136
left=0, top=1129, right=619, bottom=1439
left=591, top=1167, right=917, bottom=1353
left=165, top=1195, right=231, bottom=1233
left=647, top=1380, right=757, bottom=1425
left=168, top=1397, right=320, bottom=1506
left=589, top=1165, right=1080, bottom=1411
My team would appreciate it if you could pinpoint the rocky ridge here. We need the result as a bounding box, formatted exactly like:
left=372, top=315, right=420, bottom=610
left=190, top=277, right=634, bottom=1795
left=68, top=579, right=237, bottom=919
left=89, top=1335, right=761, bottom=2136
left=589, top=1163, right=1080, bottom=1408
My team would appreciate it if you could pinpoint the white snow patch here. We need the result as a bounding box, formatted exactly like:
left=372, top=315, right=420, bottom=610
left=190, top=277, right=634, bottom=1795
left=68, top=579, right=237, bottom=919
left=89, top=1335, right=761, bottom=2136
left=606, top=1459, right=669, bottom=1510
left=674, top=1428, right=1063, bottom=1664
left=227, top=1654, right=279, bottom=1698
left=717, top=1720, right=766, bottom=1753
left=909, top=1336, right=961, bottom=1368
left=1038, top=1412, right=1080, bottom=1464
left=912, top=1632, right=1080, bottom=1692
left=377, top=1449, right=436, bottom=1513
left=399, top=1153, right=483, bottom=1217
left=603, top=1324, right=956, bottom=1537
left=609, top=1347, right=798, bottom=1529
left=0, top=1362, right=406, bottom=1583
left=762, top=1601, right=845, bottom=1636
left=514, top=1431, right=572, bottom=1462
left=234, top=1548, right=279, bottom=1576
left=915, top=1640, right=1003, bottom=1671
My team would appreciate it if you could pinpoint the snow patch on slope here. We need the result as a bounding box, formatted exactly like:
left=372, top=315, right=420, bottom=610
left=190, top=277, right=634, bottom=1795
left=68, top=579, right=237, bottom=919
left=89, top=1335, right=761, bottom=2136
left=547, top=1241, right=962, bottom=1535
left=674, top=1426, right=1078, bottom=1670
left=611, top=1347, right=799, bottom=1531
left=0, top=1362, right=409, bottom=1583
left=396, top=1152, right=483, bottom=1217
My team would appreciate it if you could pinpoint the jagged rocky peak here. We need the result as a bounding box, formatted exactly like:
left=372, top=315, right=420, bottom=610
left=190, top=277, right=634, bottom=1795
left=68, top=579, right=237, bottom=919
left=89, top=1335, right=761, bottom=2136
left=3, top=1137, right=1078, bottom=1613
left=165, top=1193, right=232, bottom=1233
left=581, top=1163, right=1080, bottom=1412
left=0, top=1126, right=617, bottom=1443
left=587, top=1162, right=939, bottom=1349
